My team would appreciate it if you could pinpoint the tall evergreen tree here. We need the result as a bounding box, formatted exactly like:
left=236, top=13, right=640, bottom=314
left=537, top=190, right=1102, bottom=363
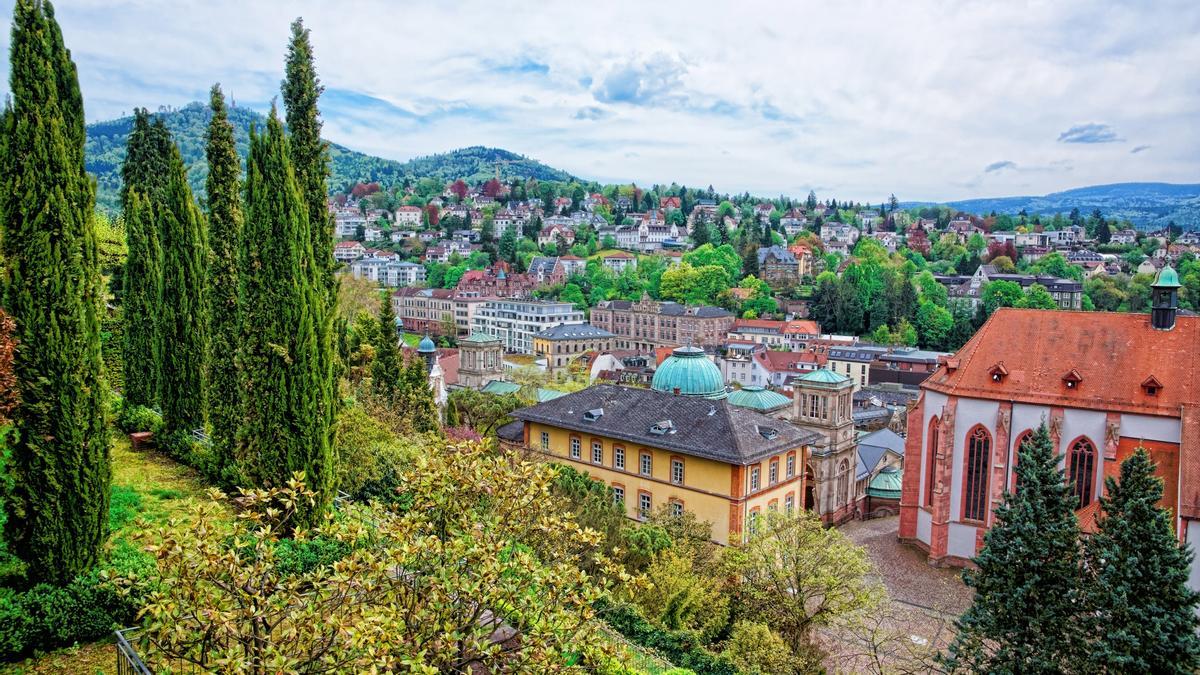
left=1084, top=448, right=1200, bottom=673
left=120, top=111, right=172, bottom=406
left=158, top=140, right=209, bottom=443
left=282, top=17, right=333, bottom=294
left=0, top=0, right=110, bottom=583
left=944, top=424, right=1085, bottom=673
left=400, top=353, right=439, bottom=434
left=205, top=85, right=244, bottom=483
left=370, top=293, right=401, bottom=402
left=239, top=110, right=334, bottom=527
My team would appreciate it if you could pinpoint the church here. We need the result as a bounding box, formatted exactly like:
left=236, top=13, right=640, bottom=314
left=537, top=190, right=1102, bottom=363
left=899, top=267, right=1200, bottom=593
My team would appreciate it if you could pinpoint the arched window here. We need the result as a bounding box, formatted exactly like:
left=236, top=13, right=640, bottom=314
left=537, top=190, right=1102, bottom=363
left=836, top=458, right=851, bottom=510
left=925, top=417, right=940, bottom=507
left=963, top=426, right=991, bottom=522
left=1068, top=438, right=1097, bottom=509
left=1011, top=429, right=1033, bottom=491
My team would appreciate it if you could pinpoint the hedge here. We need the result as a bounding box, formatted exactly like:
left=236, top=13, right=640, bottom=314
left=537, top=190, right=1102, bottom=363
left=598, top=601, right=739, bottom=675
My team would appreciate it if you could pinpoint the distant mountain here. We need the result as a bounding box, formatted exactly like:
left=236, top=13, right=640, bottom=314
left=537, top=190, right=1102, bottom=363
left=904, top=182, right=1200, bottom=229
left=85, top=102, right=575, bottom=211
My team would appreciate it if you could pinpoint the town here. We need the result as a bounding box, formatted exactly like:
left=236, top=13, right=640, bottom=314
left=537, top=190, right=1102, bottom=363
left=2, top=1, right=1198, bottom=674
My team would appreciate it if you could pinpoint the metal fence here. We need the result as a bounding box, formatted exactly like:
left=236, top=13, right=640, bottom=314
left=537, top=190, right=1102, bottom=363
left=114, top=629, right=152, bottom=675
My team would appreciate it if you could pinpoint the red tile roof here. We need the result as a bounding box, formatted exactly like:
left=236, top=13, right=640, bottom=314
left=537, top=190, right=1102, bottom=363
left=732, top=318, right=786, bottom=331
left=783, top=320, right=821, bottom=335
left=756, top=350, right=821, bottom=372
left=923, top=308, right=1200, bottom=417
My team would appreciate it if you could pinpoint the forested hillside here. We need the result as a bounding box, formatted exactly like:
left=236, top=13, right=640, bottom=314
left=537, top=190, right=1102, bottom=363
left=85, top=103, right=573, bottom=211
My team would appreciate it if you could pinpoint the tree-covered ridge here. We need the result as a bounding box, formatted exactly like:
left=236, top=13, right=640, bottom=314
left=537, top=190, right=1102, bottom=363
left=85, top=103, right=574, bottom=211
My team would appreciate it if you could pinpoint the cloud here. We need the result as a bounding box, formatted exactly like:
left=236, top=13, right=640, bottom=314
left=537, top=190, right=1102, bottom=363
left=1131, top=144, right=1151, bottom=154
left=984, top=160, right=1017, bottom=173
left=593, top=52, right=686, bottom=105
left=1057, top=122, right=1123, bottom=143
left=573, top=106, right=610, bottom=121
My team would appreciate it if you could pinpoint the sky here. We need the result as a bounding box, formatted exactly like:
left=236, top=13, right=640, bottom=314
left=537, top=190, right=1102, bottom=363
left=2, top=0, right=1198, bottom=202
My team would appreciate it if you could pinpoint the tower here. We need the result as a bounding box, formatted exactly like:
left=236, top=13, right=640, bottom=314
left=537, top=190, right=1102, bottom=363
left=1151, top=265, right=1180, bottom=331
left=417, top=334, right=437, bottom=373
left=458, top=331, right=505, bottom=390
left=792, top=368, right=858, bottom=523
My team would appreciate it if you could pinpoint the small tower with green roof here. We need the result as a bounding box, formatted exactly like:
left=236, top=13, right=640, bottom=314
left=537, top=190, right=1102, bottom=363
left=1151, top=265, right=1180, bottom=331
left=793, top=367, right=859, bottom=523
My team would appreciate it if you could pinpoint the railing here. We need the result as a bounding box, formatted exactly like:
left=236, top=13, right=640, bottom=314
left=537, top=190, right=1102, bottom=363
left=114, top=628, right=152, bottom=675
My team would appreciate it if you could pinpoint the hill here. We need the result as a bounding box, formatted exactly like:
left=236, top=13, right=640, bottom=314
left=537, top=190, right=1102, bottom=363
left=85, top=102, right=575, bottom=211
left=904, top=182, right=1200, bottom=229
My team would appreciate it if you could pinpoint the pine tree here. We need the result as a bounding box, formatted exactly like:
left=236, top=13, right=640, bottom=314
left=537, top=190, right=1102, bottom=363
left=370, top=293, right=401, bottom=401
left=158, top=138, right=209, bottom=443
left=1083, top=448, right=1200, bottom=673
left=944, top=424, right=1085, bottom=673
left=0, top=0, right=110, bottom=584
left=205, top=85, right=244, bottom=483
left=120, top=111, right=172, bottom=407
left=239, top=110, right=334, bottom=527
left=400, top=354, right=439, bottom=434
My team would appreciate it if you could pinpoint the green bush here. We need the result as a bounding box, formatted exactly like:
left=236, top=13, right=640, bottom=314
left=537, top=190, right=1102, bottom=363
left=274, top=536, right=351, bottom=576
left=116, top=403, right=162, bottom=434
left=333, top=405, right=420, bottom=503
left=0, top=539, right=152, bottom=661
left=598, top=601, right=738, bottom=675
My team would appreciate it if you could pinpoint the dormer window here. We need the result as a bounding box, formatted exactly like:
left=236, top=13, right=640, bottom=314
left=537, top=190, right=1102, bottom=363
left=583, top=408, right=604, bottom=422
left=649, top=420, right=675, bottom=436
left=758, top=426, right=779, bottom=441
left=1142, top=376, right=1163, bottom=397
left=988, top=362, right=1008, bottom=383
left=1062, top=369, right=1082, bottom=390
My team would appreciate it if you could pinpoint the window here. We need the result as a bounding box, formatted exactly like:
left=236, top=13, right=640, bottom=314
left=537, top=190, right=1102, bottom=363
left=749, top=510, right=760, bottom=534
left=540, top=432, right=550, bottom=450
left=836, top=458, right=850, bottom=509
left=963, top=426, right=992, bottom=522
left=785, top=493, right=794, bottom=514
left=640, top=453, right=652, bottom=476
left=671, top=459, right=684, bottom=485
left=612, top=486, right=625, bottom=507
left=750, top=466, right=761, bottom=492
left=638, top=493, right=652, bottom=519
left=592, top=441, right=603, bottom=464
left=925, top=417, right=940, bottom=507
left=1068, top=438, right=1096, bottom=510
left=569, top=437, right=581, bottom=460
left=669, top=501, right=683, bottom=517
left=614, top=446, right=625, bottom=470
left=768, top=500, right=778, bottom=511
left=769, top=460, right=779, bottom=485
left=786, top=454, right=795, bottom=479
left=1012, top=430, right=1033, bottom=490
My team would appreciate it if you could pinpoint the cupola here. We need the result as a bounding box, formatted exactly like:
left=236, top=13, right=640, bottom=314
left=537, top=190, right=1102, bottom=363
left=1150, top=266, right=1181, bottom=331
left=650, top=345, right=727, bottom=400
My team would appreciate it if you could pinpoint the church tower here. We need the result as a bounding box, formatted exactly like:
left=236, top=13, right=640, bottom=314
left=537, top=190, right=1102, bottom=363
left=457, top=331, right=506, bottom=390
left=792, top=368, right=858, bottom=523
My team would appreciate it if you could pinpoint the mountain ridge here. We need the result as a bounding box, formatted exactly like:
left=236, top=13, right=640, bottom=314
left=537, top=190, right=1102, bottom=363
left=85, top=102, right=574, bottom=211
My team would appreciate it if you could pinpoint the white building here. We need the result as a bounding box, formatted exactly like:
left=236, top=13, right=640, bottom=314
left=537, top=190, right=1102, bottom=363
left=471, top=299, right=586, bottom=354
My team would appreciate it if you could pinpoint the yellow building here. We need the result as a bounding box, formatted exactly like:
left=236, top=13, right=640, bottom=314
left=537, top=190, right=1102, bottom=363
left=499, top=347, right=821, bottom=544
left=532, top=323, right=616, bottom=373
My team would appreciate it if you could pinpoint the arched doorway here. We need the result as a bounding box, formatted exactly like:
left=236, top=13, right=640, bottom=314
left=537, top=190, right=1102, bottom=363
left=804, top=464, right=816, bottom=511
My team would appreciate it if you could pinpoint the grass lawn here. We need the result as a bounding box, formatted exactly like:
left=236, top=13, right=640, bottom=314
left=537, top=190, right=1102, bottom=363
left=400, top=332, right=422, bottom=347
left=4, top=435, right=216, bottom=675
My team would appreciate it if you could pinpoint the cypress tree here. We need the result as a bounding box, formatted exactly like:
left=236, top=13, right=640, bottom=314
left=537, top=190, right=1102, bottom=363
left=120, top=111, right=172, bottom=407
left=400, top=354, right=440, bottom=435
left=239, top=110, right=333, bottom=527
left=1084, top=448, right=1200, bottom=673
left=158, top=140, right=209, bottom=443
left=282, top=17, right=334, bottom=295
left=0, top=0, right=110, bottom=583
left=944, top=424, right=1085, bottom=673
left=370, top=293, right=401, bottom=402
left=204, top=85, right=244, bottom=482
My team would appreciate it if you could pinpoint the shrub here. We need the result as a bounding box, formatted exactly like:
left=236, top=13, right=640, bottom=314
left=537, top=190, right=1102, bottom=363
left=116, top=403, right=162, bottom=435
left=333, top=404, right=420, bottom=503
left=721, top=621, right=795, bottom=675
left=274, top=536, right=351, bottom=577
left=599, top=601, right=738, bottom=675
left=0, top=539, right=152, bottom=661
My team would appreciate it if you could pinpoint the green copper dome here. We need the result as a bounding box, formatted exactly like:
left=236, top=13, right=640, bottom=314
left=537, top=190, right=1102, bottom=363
left=651, top=346, right=727, bottom=400
left=417, top=335, right=437, bottom=353
left=866, top=466, right=903, bottom=500
left=728, top=386, right=791, bottom=412
left=797, top=368, right=850, bottom=385
left=1154, top=265, right=1181, bottom=289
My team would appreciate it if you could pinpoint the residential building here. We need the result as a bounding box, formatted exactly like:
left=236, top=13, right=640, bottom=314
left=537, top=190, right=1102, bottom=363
left=393, top=288, right=489, bottom=336
left=757, top=245, right=801, bottom=288
left=527, top=256, right=566, bottom=286
left=472, top=299, right=586, bottom=354
left=787, top=243, right=818, bottom=278
left=728, top=318, right=790, bottom=348
left=558, top=254, right=586, bottom=278
left=499, top=349, right=822, bottom=544
left=533, top=323, right=617, bottom=373
left=591, top=294, right=734, bottom=352
left=456, top=262, right=541, bottom=299
left=601, top=251, right=638, bottom=273
left=869, top=348, right=946, bottom=387
left=780, top=209, right=809, bottom=236
left=537, top=223, right=576, bottom=248
left=394, top=205, right=423, bottom=226
left=828, top=346, right=887, bottom=390
left=819, top=222, right=860, bottom=247
left=350, top=258, right=426, bottom=287
left=333, top=241, right=366, bottom=262
left=1111, top=229, right=1139, bottom=245
left=936, top=265, right=1084, bottom=309
left=899, top=270, right=1200, bottom=586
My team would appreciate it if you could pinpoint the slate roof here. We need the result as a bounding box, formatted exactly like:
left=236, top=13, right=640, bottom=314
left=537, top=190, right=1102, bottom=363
left=757, top=245, right=797, bottom=265
left=923, top=308, right=1200, bottom=416
left=536, top=323, right=617, bottom=341
left=527, top=256, right=560, bottom=276
left=510, top=384, right=822, bottom=465
left=855, top=428, right=906, bottom=480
